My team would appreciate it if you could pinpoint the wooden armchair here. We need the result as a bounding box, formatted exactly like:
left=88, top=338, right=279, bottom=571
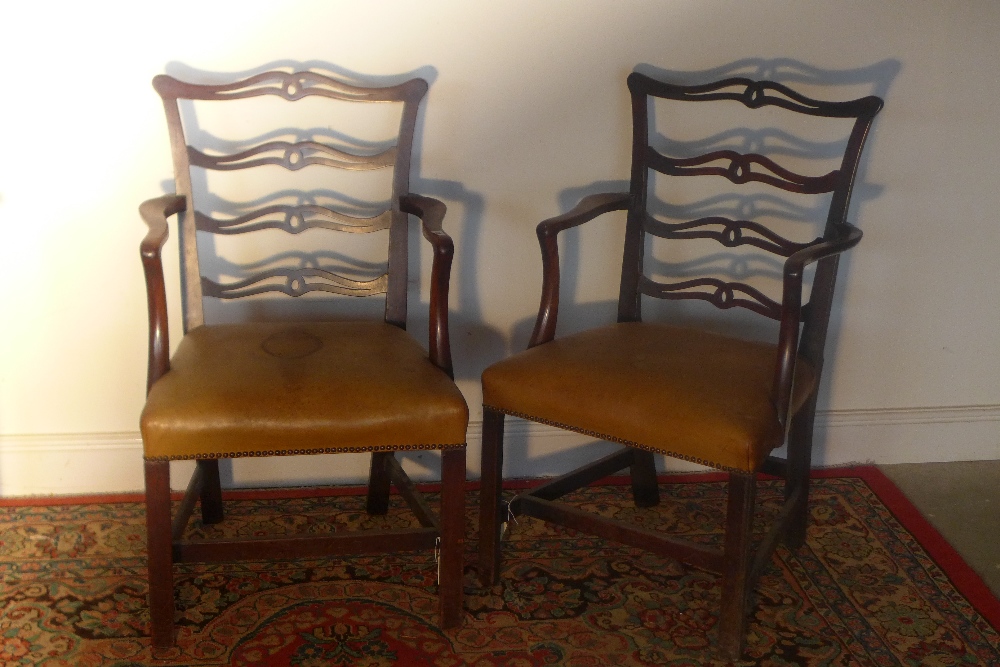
left=139, top=70, right=468, bottom=649
left=478, top=73, right=882, bottom=659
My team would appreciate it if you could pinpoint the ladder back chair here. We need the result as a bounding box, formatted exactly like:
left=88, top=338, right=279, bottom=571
left=139, top=70, right=468, bottom=649
left=478, top=72, right=882, bottom=659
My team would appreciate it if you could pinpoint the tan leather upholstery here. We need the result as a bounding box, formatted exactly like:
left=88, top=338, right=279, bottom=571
left=142, top=321, right=469, bottom=460
left=482, top=322, right=815, bottom=472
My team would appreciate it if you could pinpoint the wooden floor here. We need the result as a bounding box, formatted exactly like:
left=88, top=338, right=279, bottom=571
left=880, top=460, right=1000, bottom=596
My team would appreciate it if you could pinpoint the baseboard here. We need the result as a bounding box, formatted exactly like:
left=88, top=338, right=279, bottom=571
left=2, top=405, right=998, bottom=496
left=811, top=404, right=1000, bottom=465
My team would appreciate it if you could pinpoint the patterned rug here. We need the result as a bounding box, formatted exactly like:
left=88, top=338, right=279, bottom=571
left=1, top=467, right=998, bottom=666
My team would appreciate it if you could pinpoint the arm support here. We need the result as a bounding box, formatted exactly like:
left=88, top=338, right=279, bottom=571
left=399, top=193, right=455, bottom=377
left=772, top=223, right=863, bottom=425
left=139, top=194, right=186, bottom=393
left=529, top=192, right=632, bottom=347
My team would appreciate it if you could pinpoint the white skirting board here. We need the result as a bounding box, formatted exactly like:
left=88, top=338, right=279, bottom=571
left=1, top=405, right=998, bottom=496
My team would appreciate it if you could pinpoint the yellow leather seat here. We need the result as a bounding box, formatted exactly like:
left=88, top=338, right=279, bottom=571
left=142, top=321, right=469, bottom=461
left=483, top=322, right=815, bottom=472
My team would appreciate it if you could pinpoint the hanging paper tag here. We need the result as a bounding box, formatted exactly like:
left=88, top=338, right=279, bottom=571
left=434, top=537, right=441, bottom=585
left=500, top=500, right=518, bottom=540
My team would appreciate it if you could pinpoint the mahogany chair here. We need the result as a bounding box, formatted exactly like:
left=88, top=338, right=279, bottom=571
left=478, top=73, right=881, bottom=659
left=139, top=70, right=468, bottom=649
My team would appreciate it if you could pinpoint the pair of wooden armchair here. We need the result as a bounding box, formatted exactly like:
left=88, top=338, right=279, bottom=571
left=140, top=69, right=881, bottom=659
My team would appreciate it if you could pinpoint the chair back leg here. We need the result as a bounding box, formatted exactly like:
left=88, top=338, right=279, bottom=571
left=366, top=452, right=394, bottom=516
left=477, top=408, right=506, bottom=586
left=629, top=448, right=660, bottom=508
left=197, top=459, right=224, bottom=525
left=717, top=471, right=756, bottom=660
left=144, top=459, right=175, bottom=649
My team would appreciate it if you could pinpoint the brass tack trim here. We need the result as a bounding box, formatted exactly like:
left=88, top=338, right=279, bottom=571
left=145, top=441, right=466, bottom=462
left=484, top=404, right=746, bottom=473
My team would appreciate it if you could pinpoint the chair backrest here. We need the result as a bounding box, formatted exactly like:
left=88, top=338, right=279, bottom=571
left=153, top=70, right=427, bottom=332
left=620, top=73, right=882, bottom=369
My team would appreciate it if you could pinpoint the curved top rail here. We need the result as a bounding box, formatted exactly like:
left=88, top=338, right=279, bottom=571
left=628, top=72, right=883, bottom=119
left=154, top=70, right=428, bottom=104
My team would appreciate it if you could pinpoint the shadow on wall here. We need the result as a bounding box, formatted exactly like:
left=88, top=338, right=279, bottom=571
left=506, top=58, right=899, bottom=469
left=408, top=130, right=505, bottom=389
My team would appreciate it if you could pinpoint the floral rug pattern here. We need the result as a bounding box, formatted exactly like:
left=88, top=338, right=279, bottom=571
left=1, top=469, right=998, bottom=666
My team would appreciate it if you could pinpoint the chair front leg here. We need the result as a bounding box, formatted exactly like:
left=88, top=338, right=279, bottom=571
left=144, top=459, right=175, bottom=649
left=784, top=395, right=818, bottom=550
left=438, top=447, right=467, bottom=628
left=477, top=408, right=505, bottom=587
left=718, top=471, right=756, bottom=660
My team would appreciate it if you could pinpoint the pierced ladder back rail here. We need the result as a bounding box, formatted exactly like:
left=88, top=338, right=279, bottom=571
left=153, top=71, right=427, bottom=332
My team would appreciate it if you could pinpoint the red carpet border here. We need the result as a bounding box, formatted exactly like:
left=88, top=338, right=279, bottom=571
left=1, top=466, right=998, bottom=666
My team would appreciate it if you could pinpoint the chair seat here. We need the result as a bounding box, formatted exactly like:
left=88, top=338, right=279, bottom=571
left=141, top=321, right=469, bottom=460
left=482, top=322, right=815, bottom=472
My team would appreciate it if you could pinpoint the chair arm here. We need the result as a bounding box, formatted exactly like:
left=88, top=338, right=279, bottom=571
left=139, top=194, right=186, bottom=393
left=529, top=192, right=632, bottom=347
left=784, top=223, right=863, bottom=278
left=772, top=223, right=863, bottom=425
left=400, top=193, right=455, bottom=377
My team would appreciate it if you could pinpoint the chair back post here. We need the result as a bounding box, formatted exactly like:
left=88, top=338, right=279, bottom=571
left=618, top=73, right=651, bottom=324
left=798, top=99, right=882, bottom=372
left=154, top=85, right=201, bottom=332
left=385, top=78, right=427, bottom=328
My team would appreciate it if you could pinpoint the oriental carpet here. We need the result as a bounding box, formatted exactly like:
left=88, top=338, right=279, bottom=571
left=1, top=467, right=998, bottom=666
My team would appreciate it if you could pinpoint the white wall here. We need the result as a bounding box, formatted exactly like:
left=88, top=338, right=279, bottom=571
left=1, top=1, right=998, bottom=495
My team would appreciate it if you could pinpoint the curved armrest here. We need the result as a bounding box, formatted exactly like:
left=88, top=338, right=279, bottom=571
left=529, top=192, right=632, bottom=347
left=400, top=193, right=455, bottom=377
left=139, top=194, right=186, bottom=393
left=772, top=223, right=863, bottom=424
left=783, top=223, right=863, bottom=278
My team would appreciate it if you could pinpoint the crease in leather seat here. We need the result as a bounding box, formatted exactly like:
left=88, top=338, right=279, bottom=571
left=139, top=69, right=468, bottom=651
left=142, top=321, right=468, bottom=460
left=477, top=72, right=882, bottom=661
left=483, top=322, right=815, bottom=472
